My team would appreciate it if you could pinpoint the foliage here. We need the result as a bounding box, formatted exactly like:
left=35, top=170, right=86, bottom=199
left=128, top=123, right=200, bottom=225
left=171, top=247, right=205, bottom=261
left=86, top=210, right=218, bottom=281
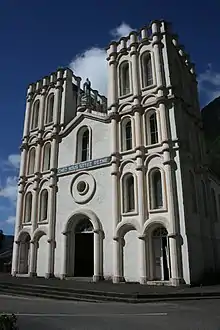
left=0, top=313, right=18, bottom=330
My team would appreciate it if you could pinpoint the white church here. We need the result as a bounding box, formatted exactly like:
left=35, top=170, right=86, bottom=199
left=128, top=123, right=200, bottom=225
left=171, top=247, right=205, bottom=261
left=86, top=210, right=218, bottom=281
left=11, top=20, right=220, bottom=286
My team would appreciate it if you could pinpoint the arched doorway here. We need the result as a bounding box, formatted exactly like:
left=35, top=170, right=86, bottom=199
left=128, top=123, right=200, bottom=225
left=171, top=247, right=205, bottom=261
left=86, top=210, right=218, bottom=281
left=74, top=218, right=94, bottom=276
left=66, top=217, right=94, bottom=277
left=151, top=227, right=169, bottom=281
left=18, top=232, right=31, bottom=274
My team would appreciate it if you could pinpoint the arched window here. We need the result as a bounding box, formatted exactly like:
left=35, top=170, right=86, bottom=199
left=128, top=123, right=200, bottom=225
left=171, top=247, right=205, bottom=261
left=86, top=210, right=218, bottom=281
left=31, top=100, right=40, bottom=130
left=211, top=189, right=218, bottom=222
left=123, top=174, right=135, bottom=212
left=122, top=119, right=132, bottom=151
left=45, top=94, right=54, bottom=124
left=27, top=148, right=36, bottom=175
left=147, top=112, right=158, bottom=145
left=120, top=62, right=130, bottom=96
left=142, top=52, right=153, bottom=87
left=39, top=190, right=48, bottom=222
left=189, top=171, right=197, bottom=213
left=42, top=143, right=51, bottom=171
left=24, top=192, right=32, bottom=223
left=77, top=127, right=90, bottom=162
left=150, top=169, right=163, bottom=209
left=201, top=181, right=208, bottom=217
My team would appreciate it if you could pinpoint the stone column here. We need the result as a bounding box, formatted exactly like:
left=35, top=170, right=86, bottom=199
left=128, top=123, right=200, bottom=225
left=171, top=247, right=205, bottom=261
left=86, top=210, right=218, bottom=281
left=19, top=143, right=28, bottom=178
left=29, top=241, right=38, bottom=277
left=139, top=236, right=147, bottom=284
left=29, top=180, right=39, bottom=277
left=130, top=32, right=140, bottom=105
left=11, top=180, right=25, bottom=276
left=39, top=88, right=47, bottom=130
left=23, top=89, right=33, bottom=138
left=159, top=101, right=183, bottom=285
left=46, top=134, right=58, bottom=278
left=35, top=139, right=43, bottom=174
left=107, top=42, right=117, bottom=111
left=53, top=81, right=63, bottom=126
left=113, top=237, right=124, bottom=283
left=60, top=232, right=67, bottom=279
left=151, top=21, right=165, bottom=96
left=93, top=230, right=101, bottom=282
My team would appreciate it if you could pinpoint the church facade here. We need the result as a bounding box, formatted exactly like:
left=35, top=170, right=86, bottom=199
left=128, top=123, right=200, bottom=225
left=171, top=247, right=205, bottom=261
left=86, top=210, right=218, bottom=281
left=11, top=20, right=220, bottom=286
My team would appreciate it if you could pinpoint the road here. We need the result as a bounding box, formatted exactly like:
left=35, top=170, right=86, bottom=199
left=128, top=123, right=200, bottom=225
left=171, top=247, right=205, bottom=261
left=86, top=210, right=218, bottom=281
left=1, top=294, right=220, bottom=329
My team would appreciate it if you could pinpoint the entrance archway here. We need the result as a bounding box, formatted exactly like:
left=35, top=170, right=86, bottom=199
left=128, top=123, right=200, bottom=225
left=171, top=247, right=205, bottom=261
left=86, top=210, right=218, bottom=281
left=18, top=232, right=31, bottom=274
left=64, top=211, right=103, bottom=281
left=74, top=218, right=94, bottom=276
left=151, top=227, right=169, bottom=280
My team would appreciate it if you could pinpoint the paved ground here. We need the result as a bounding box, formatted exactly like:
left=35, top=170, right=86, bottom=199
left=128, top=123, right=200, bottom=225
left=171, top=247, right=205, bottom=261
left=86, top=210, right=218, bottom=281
left=1, top=294, right=220, bottom=329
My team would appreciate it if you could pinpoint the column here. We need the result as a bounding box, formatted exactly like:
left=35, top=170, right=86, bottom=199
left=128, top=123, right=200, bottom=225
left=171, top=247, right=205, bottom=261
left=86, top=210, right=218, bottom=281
left=23, top=92, right=32, bottom=138
left=61, top=232, right=67, bottom=279
left=113, top=238, right=124, bottom=283
left=53, top=82, right=63, bottom=126
left=151, top=21, right=165, bottom=94
left=29, top=241, right=38, bottom=276
left=93, top=230, right=101, bottom=282
left=107, top=42, right=117, bottom=111
left=46, top=135, right=58, bottom=277
left=35, top=140, right=42, bottom=174
left=11, top=181, right=25, bottom=276
left=46, top=184, right=56, bottom=278
left=19, top=145, right=28, bottom=178
left=139, top=236, right=147, bottom=284
left=130, top=32, right=140, bottom=104
left=39, top=90, right=47, bottom=131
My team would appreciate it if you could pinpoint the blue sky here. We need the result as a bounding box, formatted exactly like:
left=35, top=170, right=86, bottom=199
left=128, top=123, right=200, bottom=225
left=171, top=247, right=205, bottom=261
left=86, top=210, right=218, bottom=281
left=0, top=0, right=220, bottom=235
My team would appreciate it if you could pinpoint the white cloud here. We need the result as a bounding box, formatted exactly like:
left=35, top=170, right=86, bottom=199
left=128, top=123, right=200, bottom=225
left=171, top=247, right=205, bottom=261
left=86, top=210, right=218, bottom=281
left=8, top=154, right=20, bottom=170
left=0, top=176, right=18, bottom=206
left=69, top=22, right=133, bottom=97
left=70, top=48, right=107, bottom=96
left=198, top=64, right=220, bottom=105
left=110, top=22, right=133, bottom=39
left=5, top=215, right=16, bottom=224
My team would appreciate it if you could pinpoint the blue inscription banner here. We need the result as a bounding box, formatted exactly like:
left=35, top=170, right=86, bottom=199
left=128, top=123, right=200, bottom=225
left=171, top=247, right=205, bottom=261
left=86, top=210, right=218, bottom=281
left=57, top=156, right=111, bottom=175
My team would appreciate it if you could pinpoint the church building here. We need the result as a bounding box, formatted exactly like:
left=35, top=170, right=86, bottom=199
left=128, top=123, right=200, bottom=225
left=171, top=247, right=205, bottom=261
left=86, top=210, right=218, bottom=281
left=11, top=20, right=220, bottom=286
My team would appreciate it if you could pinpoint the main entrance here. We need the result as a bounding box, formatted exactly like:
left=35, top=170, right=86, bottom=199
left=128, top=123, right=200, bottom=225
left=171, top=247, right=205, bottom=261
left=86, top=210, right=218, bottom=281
left=74, top=219, right=94, bottom=276
left=152, top=227, right=169, bottom=281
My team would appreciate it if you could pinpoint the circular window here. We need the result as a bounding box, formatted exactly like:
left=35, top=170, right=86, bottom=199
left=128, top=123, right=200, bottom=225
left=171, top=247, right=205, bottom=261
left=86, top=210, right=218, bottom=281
left=77, top=181, right=88, bottom=195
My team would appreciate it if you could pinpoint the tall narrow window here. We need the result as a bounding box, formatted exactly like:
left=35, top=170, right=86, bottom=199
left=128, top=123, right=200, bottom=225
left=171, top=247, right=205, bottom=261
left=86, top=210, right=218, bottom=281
left=150, top=169, right=163, bottom=209
left=81, top=129, right=89, bottom=162
left=148, top=112, right=158, bottom=145
left=39, top=190, right=48, bottom=222
left=120, top=62, right=130, bottom=96
left=42, top=143, right=51, bottom=171
left=124, top=174, right=135, bottom=212
left=123, top=120, right=132, bottom=151
left=142, top=53, right=153, bottom=87
left=45, top=94, right=54, bottom=124
left=31, top=100, right=40, bottom=130
left=27, top=148, right=36, bottom=175
left=211, top=189, right=218, bottom=222
left=189, top=171, right=197, bottom=213
left=24, top=192, right=32, bottom=223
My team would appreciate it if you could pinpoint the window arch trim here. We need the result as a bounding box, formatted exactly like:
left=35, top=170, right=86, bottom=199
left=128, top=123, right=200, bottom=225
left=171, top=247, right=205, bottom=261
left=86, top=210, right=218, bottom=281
left=23, top=192, right=32, bottom=223
left=121, top=172, right=138, bottom=215
left=120, top=116, right=134, bottom=152
left=76, top=125, right=92, bottom=163
left=45, top=93, right=55, bottom=124
left=147, top=167, right=166, bottom=212
left=39, top=189, right=48, bottom=222
left=144, top=109, right=160, bottom=146
left=118, top=60, right=132, bottom=97
left=42, top=142, right=51, bottom=172
left=27, top=147, right=36, bottom=175
left=140, top=51, right=154, bottom=88
left=31, top=100, right=40, bottom=130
